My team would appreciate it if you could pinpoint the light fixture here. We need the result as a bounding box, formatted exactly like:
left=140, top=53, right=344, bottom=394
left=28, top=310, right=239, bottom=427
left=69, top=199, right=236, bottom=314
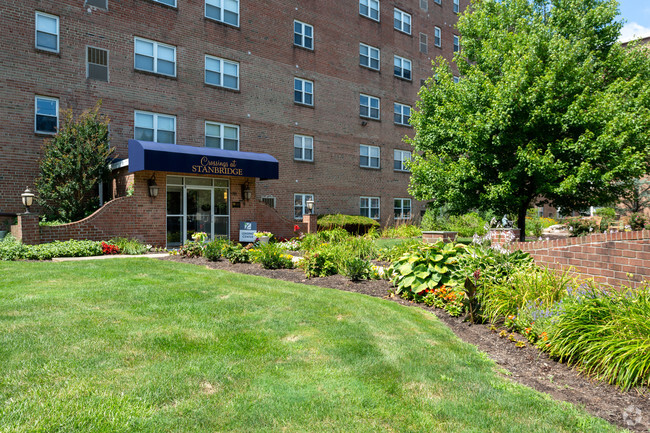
left=148, top=174, right=159, bottom=198
left=361, top=120, right=368, bottom=126
left=306, top=199, right=315, bottom=214
left=242, top=181, right=252, bottom=201
left=21, top=187, right=35, bottom=213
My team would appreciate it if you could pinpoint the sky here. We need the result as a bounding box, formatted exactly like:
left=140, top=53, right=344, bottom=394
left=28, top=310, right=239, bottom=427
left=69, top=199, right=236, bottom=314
left=618, top=0, right=650, bottom=41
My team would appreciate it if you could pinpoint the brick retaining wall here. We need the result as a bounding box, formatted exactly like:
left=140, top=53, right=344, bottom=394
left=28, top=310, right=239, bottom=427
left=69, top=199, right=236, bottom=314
left=511, top=230, right=650, bottom=288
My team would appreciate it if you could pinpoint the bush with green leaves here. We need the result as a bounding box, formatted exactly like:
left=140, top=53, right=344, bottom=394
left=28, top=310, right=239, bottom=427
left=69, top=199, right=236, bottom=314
left=177, top=241, right=204, bottom=258
left=35, top=103, right=114, bottom=222
left=390, top=242, right=467, bottom=301
left=341, top=257, right=371, bottom=281
left=421, top=210, right=488, bottom=237
left=317, top=214, right=380, bottom=235
left=204, top=239, right=229, bottom=261
left=300, top=247, right=340, bottom=278
left=252, top=243, right=293, bottom=269
left=595, top=208, right=617, bottom=232
left=629, top=212, right=647, bottom=231
left=376, top=238, right=425, bottom=262
left=542, top=284, right=650, bottom=390
left=0, top=236, right=103, bottom=261
left=109, top=238, right=148, bottom=255
left=222, top=243, right=251, bottom=264
left=380, top=224, right=422, bottom=238
left=562, top=217, right=600, bottom=236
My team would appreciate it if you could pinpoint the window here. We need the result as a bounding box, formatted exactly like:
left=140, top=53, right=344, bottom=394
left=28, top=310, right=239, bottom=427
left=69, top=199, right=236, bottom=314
left=294, top=78, right=314, bottom=106
left=394, top=198, right=412, bottom=219
left=294, top=134, right=313, bottom=161
left=87, top=47, right=108, bottom=81
left=360, top=196, right=380, bottom=219
left=394, top=149, right=411, bottom=171
left=360, top=94, right=380, bottom=120
left=434, top=0, right=441, bottom=4
left=359, top=0, right=380, bottom=21
left=453, top=35, right=460, bottom=53
left=393, top=55, right=411, bottom=80
left=294, top=20, right=313, bottom=50
left=419, top=33, right=428, bottom=54
left=420, top=0, right=428, bottom=11
left=360, top=43, right=380, bottom=70
left=393, top=8, right=411, bottom=34
left=134, top=38, right=176, bottom=76
left=85, top=0, right=108, bottom=9
left=205, top=0, right=240, bottom=27
left=294, top=193, right=314, bottom=219
left=434, top=27, right=441, bottom=47
left=261, top=196, right=276, bottom=208
left=394, top=103, right=411, bottom=126
left=205, top=122, right=239, bottom=150
left=453, top=0, right=459, bottom=13
left=360, top=144, right=380, bottom=169
left=35, top=96, right=58, bottom=134
left=154, top=0, right=176, bottom=6
left=35, top=12, right=59, bottom=53
left=205, top=55, right=239, bottom=90
left=134, top=111, right=175, bottom=144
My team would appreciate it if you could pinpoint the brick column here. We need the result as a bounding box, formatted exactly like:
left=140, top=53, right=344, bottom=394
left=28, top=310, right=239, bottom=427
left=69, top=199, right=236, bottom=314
left=489, top=228, right=520, bottom=247
left=302, top=214, right=317, bottom=234
left=13, top=213, right=40, bottom=245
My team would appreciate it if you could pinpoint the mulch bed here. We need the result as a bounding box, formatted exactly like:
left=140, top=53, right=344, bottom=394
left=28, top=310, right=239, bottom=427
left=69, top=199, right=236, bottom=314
left=162, top=255, right=650, bottom=432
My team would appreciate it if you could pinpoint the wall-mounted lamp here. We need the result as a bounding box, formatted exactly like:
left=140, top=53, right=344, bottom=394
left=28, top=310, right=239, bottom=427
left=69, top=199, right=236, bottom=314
left=148, top=174, right=159, bottom=198
left=241, top=181, right=252, bottom=202
left=361, top=120, right=368, bottom=126
left=21, top=187, right=35, bottom=214
left=306, top=199, right=315, bottom=214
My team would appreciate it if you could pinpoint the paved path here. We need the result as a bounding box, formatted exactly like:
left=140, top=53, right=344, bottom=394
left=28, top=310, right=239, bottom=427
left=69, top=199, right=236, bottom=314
left=52, top=253, right=169, bottom=262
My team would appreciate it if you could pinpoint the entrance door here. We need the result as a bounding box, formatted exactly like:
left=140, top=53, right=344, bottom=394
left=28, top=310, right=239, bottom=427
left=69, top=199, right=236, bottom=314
left=166, top=176, right=230, bottom=247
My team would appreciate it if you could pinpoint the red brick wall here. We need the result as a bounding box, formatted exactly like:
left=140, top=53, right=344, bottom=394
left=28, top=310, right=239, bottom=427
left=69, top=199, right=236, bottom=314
left=0, top=0, right=468, bottom=223
left=511, top=230, right=650, bottom=288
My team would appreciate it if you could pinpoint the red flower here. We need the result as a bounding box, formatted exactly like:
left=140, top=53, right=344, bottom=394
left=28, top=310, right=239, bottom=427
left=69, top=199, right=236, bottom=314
left=294, top=225, right=301, bottom=232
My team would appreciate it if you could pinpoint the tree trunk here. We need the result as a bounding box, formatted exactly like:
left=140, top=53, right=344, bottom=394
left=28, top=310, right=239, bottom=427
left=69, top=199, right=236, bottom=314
left=517, top=204, right=528, bottom=242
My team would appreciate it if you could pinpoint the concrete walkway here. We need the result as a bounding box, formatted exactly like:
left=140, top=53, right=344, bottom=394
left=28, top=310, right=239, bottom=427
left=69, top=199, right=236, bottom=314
left=52, top=253, right=169, bottom=262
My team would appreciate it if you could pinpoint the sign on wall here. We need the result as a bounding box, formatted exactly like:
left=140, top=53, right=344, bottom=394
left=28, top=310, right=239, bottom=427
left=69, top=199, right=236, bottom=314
left=239, top=221, right=257, bottom=242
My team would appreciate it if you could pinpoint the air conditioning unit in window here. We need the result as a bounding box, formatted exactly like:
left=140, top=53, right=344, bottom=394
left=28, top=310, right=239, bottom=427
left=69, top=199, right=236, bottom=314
left=85, top=0, right=108, bottom=9
left=261, top=196, right=276, bottom=208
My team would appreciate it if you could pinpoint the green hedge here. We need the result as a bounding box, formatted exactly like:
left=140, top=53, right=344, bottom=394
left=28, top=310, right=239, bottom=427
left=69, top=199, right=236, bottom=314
left=0, top=237, right=103, bottom=261
left=316, top=214, right=380, bottom=235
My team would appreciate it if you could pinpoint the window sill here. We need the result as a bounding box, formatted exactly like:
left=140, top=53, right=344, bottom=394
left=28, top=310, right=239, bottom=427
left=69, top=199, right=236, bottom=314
left=394, top=75, right=412, bottom=83
left=359, top=14, right=380, bottom=23
left=360, top=166, right=381, bottom=170
left=134, top=69, right=178, bottom=80
left=394, top=122, right=412, bottom=128
left=293, top=45, right=314, bottom=53
left=394, top=29, right=412, bottom=37
left=394, top=169, right=411, bottom=173
left=360, top=64, right=380, bottom=73
left=35, top=131, right=57, bottom=137
left=360, top=115, right=381, bottom=122
left=204, top=16, right=241, bottom=30
left=294, top=159, right=315, bottom=163
left=35, top=48, right=61, bottom=57
left=204, top=83, right=240, bottom=93
left=294, top=102, right=315, bottom=109
left=142, top=0, right=178, bottom=10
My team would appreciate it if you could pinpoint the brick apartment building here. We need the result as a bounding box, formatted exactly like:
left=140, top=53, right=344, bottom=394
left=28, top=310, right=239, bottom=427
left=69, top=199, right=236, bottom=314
left=0, top=0, right=466, bottom=246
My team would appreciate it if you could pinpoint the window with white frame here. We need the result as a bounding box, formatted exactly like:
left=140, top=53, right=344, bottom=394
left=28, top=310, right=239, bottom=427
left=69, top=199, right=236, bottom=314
left=393, top=55, right=412, bottom=80
left=360, top=196, right=380, bottom=219
left=434, top=27, right=441, bottom=47
left=134, top=111, right=176, bottom=143
left=359, top=0, right=380, bottom=21
left=205, top=0, right=239, bottom=27
left=294, top=193, right=314, bottom=219
left=453, top=35, right=460, bottom=53
left=434, top=0, right=441, bottom=4
left=35, top=12, right=59, bottom=52
left=360, top=43, right=380, bottom=70
left=393, top=8, right=411, bottom=34
left=154, top=0, right=176, bottom=6
left=85, top=0, right=108, bottom=9
left=205, top=55, right=239, bottom=90
left=294, top=78, right=314, bottom=106
left=205, top=121, right=239, bottom=150
left=453, top=0, right=459, bottom=13
left=394, top=198, right=411, bottom=219
left=294, top=134, right=313, bottom=161
left=294, top=20, right=314, bottom=50
left=134, top=37, right=176, bottom=76
left=35, top=96, right=58, bottom=134
left=394, top=103, right=411, bottom=126
left=360, top=94, right=380, bottom=120
left=394, top=149, right=411, bottom=171
left=360, top=144, right=380, bottom=169
left=420, top=0, right=428, bottom=11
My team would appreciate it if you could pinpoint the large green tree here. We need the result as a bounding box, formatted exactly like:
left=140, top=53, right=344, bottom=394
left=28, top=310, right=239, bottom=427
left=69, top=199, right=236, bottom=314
left=35, top=103, right=114, bottom=222
left=408, top=0, right=650, bottom=240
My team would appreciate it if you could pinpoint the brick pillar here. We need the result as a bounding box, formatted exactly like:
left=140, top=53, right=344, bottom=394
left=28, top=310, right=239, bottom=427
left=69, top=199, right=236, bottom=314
left=489, top=228, right=520, bottom=247
left=13, top=213, right=40, bottom=245
left=302, top=214, right=317, bottom=234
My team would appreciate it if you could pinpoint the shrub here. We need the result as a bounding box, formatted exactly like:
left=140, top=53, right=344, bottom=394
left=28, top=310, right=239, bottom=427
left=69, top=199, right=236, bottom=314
left=562, top=217, right=599, bottom=236
left=542, top=285, right=650, bottom=390
left=595, top=207, right=616, bottom=231
left=421, top=210, right=487, bottom=237
left=380, top=224, right=422, bottom=238
left=253, top=243, right=293, bottom=269
left=300, top=248, right=339, bottom=278
left=110, top=238, right=147, bottom=255
left=177, top=241, right=204, bottom=258
left=223, top=243, right=251, bottom=264
left=629, top=212, right=647, bottom=231
left=0, top=236, right=28, bottom=261
left=204, top=239, right=229, bottom=261
left=376, top=238, right=424, bottom=262
left=317, top=228, right=350, bottom=243
left=317, top=214, right=380, bottom=235
left=341, top=257, right=371, bottom=281
left=102, top=242, right=120, bottom=255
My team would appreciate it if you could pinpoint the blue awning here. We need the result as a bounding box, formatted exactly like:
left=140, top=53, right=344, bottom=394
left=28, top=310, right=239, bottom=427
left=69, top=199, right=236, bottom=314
left=128, top=140, right=279, bottom=180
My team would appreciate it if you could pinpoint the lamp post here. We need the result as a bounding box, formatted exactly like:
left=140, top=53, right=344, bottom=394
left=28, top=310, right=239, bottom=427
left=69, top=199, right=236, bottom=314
left=306, top=199, right=314, bottom=214
left=21, top=188, right=35, bottom=214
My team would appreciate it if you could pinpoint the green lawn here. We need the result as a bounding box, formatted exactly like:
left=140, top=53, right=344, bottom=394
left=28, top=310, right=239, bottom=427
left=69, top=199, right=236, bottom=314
left=0, top=259, right=622, bottom=433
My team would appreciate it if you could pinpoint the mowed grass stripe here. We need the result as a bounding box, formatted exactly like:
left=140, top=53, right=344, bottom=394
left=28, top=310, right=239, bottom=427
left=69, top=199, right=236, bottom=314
left=0, top=259, right=622, bottom=433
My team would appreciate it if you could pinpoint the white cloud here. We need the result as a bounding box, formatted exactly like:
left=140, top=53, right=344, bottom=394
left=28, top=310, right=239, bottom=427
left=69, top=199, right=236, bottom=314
left=619, top=22, right=650, bottom=43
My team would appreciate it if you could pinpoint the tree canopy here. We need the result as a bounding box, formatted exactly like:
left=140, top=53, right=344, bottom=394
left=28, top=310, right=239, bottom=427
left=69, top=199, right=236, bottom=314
left=35, top=103, right=114, bottom=222
left=408, top=0, right=650, bottom=239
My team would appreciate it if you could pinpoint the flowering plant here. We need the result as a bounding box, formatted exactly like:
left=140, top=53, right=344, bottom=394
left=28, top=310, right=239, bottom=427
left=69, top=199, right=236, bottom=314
left=254, top=231, right=272, bottom=238
left=101, top=241, right=120, bottom=255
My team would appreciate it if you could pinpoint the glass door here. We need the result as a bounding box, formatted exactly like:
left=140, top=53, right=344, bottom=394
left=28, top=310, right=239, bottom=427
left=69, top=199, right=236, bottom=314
left=186, top=188, right=213, bottom=241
